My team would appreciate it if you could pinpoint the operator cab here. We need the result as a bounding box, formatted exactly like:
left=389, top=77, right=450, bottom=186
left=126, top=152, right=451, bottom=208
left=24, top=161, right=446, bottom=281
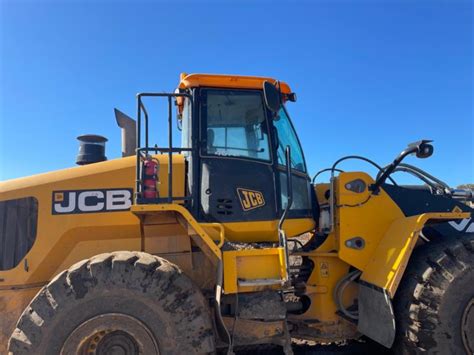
left=177, top=74, right=315, bottom=241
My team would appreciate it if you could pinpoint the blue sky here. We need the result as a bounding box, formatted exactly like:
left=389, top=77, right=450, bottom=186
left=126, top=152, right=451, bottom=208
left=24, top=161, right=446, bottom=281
left=1, top=0, right=472, bottom=186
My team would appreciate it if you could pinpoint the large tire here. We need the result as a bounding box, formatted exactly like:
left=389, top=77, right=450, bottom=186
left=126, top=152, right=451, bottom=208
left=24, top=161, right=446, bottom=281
left=394, top=233, right=474, bottom=354
left=8, top=251, right=215, bottom=354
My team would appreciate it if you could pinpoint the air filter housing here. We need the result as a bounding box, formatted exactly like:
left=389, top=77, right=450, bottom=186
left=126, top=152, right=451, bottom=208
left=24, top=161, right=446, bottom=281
left=76, top=134, right=108, bottom=165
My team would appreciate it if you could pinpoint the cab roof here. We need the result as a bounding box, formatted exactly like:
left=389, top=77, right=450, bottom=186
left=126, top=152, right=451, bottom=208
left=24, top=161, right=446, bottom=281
left=178, top=73, right=292, bottom=94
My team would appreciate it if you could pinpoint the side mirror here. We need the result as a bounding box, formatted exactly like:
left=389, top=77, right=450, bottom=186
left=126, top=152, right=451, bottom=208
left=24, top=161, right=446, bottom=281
left=263, top=81, right=281, bottom=113
left=413, top=141, right=434, bottom=159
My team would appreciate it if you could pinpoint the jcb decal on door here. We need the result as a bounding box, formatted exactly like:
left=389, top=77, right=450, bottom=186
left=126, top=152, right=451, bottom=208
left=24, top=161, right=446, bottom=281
left=52, top=188, right=133, bottom=214
left=237, top=188, right=265, bottom=211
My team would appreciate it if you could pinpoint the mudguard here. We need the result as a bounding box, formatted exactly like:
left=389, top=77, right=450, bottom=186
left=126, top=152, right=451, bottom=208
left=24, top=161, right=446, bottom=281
left=358, top=281, right=395, bottom=348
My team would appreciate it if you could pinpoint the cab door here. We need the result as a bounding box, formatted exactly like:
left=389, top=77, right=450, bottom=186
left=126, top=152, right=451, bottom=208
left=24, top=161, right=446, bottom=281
left=198, top=88, right=279, bottom=239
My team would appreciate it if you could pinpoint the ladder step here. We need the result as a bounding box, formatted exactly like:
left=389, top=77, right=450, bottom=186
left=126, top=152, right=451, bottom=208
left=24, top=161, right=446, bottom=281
left=238, top=278, right=283, bottom=287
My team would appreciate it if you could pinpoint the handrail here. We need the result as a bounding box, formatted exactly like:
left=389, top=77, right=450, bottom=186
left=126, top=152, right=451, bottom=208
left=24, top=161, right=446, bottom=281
left=135, top=92, right=193, bottom=204
left=278, top=146, right=293, bottom=282
left=200, top=223, right=226, bottom=249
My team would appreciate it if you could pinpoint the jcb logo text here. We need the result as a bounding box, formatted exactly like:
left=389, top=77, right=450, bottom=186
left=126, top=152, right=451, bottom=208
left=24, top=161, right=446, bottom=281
left=237, top=188, right=265, bottom=211
left=52, top=189, right=133, bottom=215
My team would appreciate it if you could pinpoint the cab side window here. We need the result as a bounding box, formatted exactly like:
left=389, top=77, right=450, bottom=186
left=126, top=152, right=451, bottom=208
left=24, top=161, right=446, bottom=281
left=274, top=107, right=306, bottom=172
left=273, top=107, right=312, bottom=215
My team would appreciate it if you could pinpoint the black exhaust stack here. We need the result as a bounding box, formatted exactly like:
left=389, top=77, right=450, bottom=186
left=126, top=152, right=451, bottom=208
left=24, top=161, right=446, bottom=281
left=76, top=134, right=108, bottom=165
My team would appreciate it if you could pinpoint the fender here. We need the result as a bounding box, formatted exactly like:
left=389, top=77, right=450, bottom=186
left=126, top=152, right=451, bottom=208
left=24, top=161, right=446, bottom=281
left=357, top=211, right=469, bottom=347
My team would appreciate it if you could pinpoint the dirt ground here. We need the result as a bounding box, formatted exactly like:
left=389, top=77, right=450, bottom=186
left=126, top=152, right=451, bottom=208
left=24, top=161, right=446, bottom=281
left=235, top=338, right=392, bottom=354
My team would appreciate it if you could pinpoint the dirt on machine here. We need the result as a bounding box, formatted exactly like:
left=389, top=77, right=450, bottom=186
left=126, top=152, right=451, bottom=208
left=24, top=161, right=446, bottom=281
left=0, top=73, right=473, bottom=354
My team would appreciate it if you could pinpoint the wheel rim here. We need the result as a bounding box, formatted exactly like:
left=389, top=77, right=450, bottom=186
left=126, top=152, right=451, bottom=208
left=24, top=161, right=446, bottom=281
left=61, top=313, right=159, bottom=355
left=461, top=298, right=474, bottom=355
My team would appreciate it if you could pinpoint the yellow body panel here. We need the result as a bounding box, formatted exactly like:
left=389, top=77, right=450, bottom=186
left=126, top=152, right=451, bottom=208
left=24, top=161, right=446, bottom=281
left=0, top=155, right=185, bottom=287
left=336, top=172, right=406, bottom=271
left=132, top=204, right=289, bottom=295
left=334, top=172, right=469, bottom=294
left=293, top=172, right=469, bottom=337
left=335, top=172, right=468, bottom=295
left=223, top=248, right=286, bottom=294
left=222, top=218, right=315, bottom=242
left=361, top=212, right=469, bottom=297
left=288, top=252, right=359, bottom=342
left=291, top=253, right=352, bottom=322
left=131, top=203, right=222, bottom=260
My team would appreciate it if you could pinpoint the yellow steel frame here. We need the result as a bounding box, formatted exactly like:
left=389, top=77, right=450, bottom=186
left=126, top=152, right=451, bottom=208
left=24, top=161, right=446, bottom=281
left=131, top=204, right=222, bottom=261
left=223, top=248, right=287, bottom=294
left=294, top=172, right=469, bottom=333
left=361, top=212, right=469, bottom=297
left=334, top=171, right=468, bottom=296
left=132, top=203, right=288, bottom=295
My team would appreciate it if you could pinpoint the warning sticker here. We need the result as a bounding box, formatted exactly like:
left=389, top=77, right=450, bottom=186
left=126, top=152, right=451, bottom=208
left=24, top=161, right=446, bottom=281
left=320, top=262, right=329, bottom=278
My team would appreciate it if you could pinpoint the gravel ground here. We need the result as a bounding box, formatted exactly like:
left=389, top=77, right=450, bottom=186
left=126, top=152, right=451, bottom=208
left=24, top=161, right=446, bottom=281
left=235, top=338, right=392, bottom=354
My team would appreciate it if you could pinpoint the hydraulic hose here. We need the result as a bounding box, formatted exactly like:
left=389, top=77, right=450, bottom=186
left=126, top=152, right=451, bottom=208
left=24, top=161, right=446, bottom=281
left=334, top=270, right=362, bottom=320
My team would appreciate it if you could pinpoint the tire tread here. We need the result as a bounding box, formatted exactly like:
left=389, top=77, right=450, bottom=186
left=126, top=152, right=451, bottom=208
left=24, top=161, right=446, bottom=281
left=394, top=233, right=474, bottom=353
left=8, top=251, right=214, bottom=354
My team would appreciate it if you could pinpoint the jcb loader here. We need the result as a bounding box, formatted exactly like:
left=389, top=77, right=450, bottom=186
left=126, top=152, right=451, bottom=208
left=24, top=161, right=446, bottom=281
left=0, top=73, right=473, bottom=354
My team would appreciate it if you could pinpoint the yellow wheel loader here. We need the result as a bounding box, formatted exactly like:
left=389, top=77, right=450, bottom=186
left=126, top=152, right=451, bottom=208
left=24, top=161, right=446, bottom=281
left=1, top=73, right=473, bottom=354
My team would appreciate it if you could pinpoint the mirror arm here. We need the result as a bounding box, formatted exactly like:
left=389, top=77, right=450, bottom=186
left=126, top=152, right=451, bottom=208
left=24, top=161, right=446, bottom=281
left=370, top=147, right=417, bottom=194
left=371, top=140, right=433, bottom=194
left=276, top=80, right=282, bottom=103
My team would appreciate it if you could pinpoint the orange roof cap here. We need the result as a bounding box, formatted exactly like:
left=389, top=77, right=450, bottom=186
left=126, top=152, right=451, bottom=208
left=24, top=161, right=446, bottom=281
left=178, top=73, right=292, bottom=94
